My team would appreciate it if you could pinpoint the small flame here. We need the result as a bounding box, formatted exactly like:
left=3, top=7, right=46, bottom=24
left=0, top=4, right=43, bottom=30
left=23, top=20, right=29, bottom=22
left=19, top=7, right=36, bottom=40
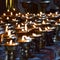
left=18, top=24, right=20, bottom=28
left=25, top=24, right=28, bottom=31
left=40, top=12, right=42, bottom=15
left=16, top=13, right=18, bottom=16
left=42, top=20, right=46, bottom=24
left=10, top=12, right=13, bottom=16
left=8, top=30, right=11, bottom=36
left=5, top=25, right=8, bottom=32
left=7, top=9, right=10, bottom=12
left=50, top=12, right=52, bottom=15
left=6, top=17, right=9, bottom=20
left=55, top=22, right=58, bottom=25
left=13, top=8, right=16, bottom=11
left=47, top=27, right=50, bottom=30
left=39, top=28, right=42, bottom=31
left=45, top=27, right=48, bottom=31
left=32, top=33, right=36, bottom=36
left=33, top=25, right=36, bottom=28
left=22, top=15, right=25, bottom=17
left=9, top=40, right=13, bottom=45
left=55, top=12, right=58, bottom=15
left=22, top=35, right=27, bottom=40
left=3, top=13, right=6, bottom=16
left=59, top=19, right=60, bottom=22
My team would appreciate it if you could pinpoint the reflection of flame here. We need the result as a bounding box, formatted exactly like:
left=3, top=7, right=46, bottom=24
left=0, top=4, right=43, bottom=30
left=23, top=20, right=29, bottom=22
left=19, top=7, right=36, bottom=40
left=9, top=40, right=12, bottom=45
left=42, top=20, right=45, bottom=24
left=39, top=28, right=42, bottom=31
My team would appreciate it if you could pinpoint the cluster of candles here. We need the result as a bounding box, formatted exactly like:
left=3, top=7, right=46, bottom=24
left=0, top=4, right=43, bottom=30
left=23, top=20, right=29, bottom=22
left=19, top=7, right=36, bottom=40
left=0, top=8, right=60, bottom=45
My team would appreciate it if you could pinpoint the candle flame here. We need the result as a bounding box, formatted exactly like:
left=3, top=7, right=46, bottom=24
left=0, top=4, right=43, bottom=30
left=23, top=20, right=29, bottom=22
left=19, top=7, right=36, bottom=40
left=22, top=35, right=27, bottom=40
left=25, top=24, right=28, bottom=31
left=10, top=12, right=13, bottom=16
left=18, top=24, right=20, bottom=28
left=32, top=33, right=36, bottom=36
left=39, top=28, right=42, bottom=31
left=3, top=13, right=6, bottom=16
left=7, top=17, right=9, bottom=20
left=45, top=27, right=48, bottom=31
left=9, top=40, right=12, bottom=45
left=42, top=20, right=45, bottom=24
